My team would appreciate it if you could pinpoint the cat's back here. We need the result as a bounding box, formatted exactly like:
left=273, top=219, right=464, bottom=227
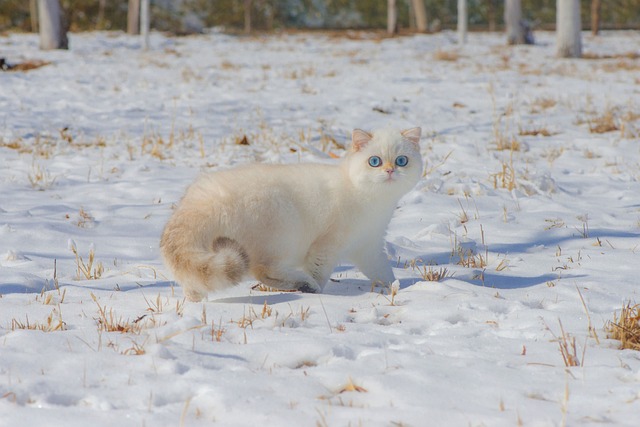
left=186, top=162, right=344, bottom=203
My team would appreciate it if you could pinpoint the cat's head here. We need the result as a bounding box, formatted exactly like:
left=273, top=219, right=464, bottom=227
left=346, top=127, right=423, bottom=195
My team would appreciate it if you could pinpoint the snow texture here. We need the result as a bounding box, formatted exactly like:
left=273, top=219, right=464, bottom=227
left=1, top=29, right=640, bottom=426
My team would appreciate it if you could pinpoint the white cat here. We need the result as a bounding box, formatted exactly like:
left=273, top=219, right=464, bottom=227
left=160, top=127, right=423, bottom=301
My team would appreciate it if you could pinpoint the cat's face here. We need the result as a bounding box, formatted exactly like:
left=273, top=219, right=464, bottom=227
left=347, top=128, right=423, bottom=194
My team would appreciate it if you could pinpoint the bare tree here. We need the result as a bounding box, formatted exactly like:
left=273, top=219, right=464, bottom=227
left=387, top=0, right=397, bottom=35
left=30, top=0, right=38, bottom=32
left=97, top=0, right=107, bottom=29
left=412, top=0, right=428, bottom=33
left=505, top=0, right=524, bottom=44
left=458, top=0, right=467, bottom=44
left=557, top=0, right=582, bottom=58
left=141, top=0, right=150, bottom=50
left=591, top=0, right=601, bottom=36
left=37, top=0, right=68, bottom=50
left=244, top=0, right=252, bottom=33
left=487, top=0, right=497, bottom=32
left=128, top=0, right=140, bottom=35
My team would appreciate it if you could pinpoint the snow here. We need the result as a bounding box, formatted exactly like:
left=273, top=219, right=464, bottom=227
left=1, top=29, right=640, bottom=426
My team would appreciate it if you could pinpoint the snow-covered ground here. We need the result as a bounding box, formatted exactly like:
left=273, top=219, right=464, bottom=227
left=1, top=29, right=640, bottom=426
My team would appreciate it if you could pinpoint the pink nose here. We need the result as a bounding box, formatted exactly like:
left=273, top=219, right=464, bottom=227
left=385, top=168, right=394, bottom=175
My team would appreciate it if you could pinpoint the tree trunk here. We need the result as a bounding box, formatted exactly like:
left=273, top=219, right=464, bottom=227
left=37, top=0, right=68, bottom=50
left=557, top=0, right=582, bottom=58
left=128, top=0, right=140, bottom=35
left=591, top=0, right=601, bottom=36
left=412, top=0, right=428, bottom=33
left=97, top=0, right=107, bottom=30
left=387, top=0, right=397, bottom=35
left=505, top=0, right=524, bottom=44
left=30, top=0, right=38, bottom=33
left=487, top=0, right=496, bottom=32
left=244, top=0, right=251, bottom=33
left=141, top=0, right=150, bottom=50
left=457, top=0, right=467, bottom=44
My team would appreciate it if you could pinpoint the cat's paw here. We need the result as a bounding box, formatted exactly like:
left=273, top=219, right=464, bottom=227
left=184, top=287, right=207, bottom=302
left=296, top=281, right=320, bottom=293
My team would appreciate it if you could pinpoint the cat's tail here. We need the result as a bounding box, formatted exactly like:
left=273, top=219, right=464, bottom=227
left=160, top=213, right=250, bottom=302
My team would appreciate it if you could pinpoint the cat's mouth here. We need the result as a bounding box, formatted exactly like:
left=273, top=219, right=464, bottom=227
left=384, top=170, right=397, bottom=182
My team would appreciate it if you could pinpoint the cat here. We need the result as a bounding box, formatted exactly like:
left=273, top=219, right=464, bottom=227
left=160, top=127, right=423, bottom=301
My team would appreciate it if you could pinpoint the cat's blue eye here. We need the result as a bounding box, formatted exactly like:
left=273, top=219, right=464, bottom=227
left=368, top=156, right=382, bottom=167
left=395, top=155, right=409, bottom=167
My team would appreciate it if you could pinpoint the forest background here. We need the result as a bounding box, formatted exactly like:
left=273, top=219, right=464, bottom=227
left=1, top=0, right=640, bottom=34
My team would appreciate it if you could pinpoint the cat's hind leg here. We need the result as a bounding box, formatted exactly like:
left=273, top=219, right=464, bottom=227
left=253, top=265, right=321, bottom=293
left=161, top=234, right=250, bottom=302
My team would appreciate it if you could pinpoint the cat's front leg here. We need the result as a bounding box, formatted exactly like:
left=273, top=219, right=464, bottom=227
left=304, top=248, right=338, bottom=291
left=351, top=243, right=395, bottom=287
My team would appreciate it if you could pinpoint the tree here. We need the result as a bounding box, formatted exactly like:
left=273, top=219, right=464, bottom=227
left=30, top=0, right=38, bottom=32
left=387, top=0, right=397, bottom=35
left=591, top=0, right=601, bottom=35
left=96, top=0, right=107, bottom=29
left=412, top=0, right=427, bottom=33
left=487, top=0, right=497, bottom=32
left=557, top=0, right=582, bottom=58
left=37, top=0, right=67, bottom=50
left=141, top=0, right=149, bottom=49
left=458, top=0, right=467, bottom=44
left=505, top=0, right=524, bottom=44
left=128, top=0, right=140, bottom=35
left=244, top=0, right=251, bottom=33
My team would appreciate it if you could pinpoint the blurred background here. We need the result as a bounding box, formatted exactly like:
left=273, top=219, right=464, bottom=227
left=1, top=0, right=640, bottom=35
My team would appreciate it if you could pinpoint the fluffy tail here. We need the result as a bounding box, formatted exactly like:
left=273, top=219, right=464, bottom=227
left=160, top=214, right=249, bottom=301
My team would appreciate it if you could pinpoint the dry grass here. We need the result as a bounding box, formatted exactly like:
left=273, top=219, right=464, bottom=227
left=282, top=66, right=316, bottom=80
left=70, top=208, right=95, bottom=228
left=10, top=310, right=66, bottom=332
left=408, top=259, right=453, bottom=282
left=490, top=157, right=517, bottom=191
left=581, top=52, right=640, bottom=72
left=209, top=318, right=226, bottom=342
left=91, top=293, right=143, bottom=334
left=0, top=137, right=24, bottom=151
left=2, top=59, right=51, bottom=72
left=451, top=225, right=491, bottom=270
left=549, top=320, right=583, bottom=367
left=582, top=52, right=640, bottom=60
left=542, top=147, right=565, bottom=168
left=28, top=162, right=56, bottom=190
left=518, top=126, right=556, bottom=137
left=219, top=60, right=240, bottom=70
left=433, top=50, right=459, bottom=62
left=456, top=245, right=488, bottom=269
left=338, top=377, right=367, bottom=394
left=587, top=109, right=619, bottom=134
left=577, top=104, right=640, bottom=137
left=494, top=134, right=521, bottom=152
left=529, top=97, right=557, bottom=114
left=605, top=301, right=640, bottom=351
left=122, top=339, right=147, bottom=355
left=491, top=108, right=520, bottom=152
left=70, top=243, right=104, bottom=280
left=387, top=280, right=400, bottom=306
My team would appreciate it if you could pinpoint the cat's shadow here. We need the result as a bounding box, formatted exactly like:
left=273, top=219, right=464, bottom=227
left=210, top=293, right=302, bottom=305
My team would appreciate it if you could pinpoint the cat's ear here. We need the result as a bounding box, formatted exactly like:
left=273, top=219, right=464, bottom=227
left=401, top=127, right=422, bottom=146
left=352, top=129, right=373, bottom=152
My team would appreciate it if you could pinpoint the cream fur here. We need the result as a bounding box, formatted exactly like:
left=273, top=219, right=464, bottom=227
left=160, top=127, right=423, bottom=301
